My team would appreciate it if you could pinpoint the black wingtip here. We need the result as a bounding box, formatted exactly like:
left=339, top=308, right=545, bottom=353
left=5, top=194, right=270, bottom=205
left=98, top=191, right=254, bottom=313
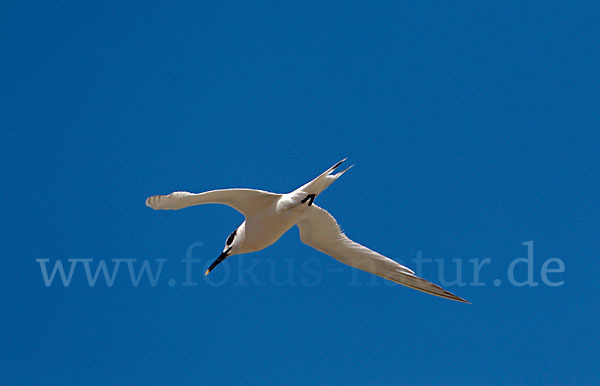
left=447, top=292, right=471, bottom=304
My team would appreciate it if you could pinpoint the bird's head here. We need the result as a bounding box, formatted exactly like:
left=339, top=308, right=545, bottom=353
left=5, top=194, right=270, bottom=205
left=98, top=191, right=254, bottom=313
left=205, top=225, right=244, bottom=275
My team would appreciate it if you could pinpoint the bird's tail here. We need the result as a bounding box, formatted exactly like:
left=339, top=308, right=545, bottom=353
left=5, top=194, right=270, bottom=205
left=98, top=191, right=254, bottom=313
left=294, top=158, right=354, bottom=197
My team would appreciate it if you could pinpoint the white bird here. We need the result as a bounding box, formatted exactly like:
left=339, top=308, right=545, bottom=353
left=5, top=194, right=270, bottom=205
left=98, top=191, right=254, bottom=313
left=146, top=159, right=468, bottom=303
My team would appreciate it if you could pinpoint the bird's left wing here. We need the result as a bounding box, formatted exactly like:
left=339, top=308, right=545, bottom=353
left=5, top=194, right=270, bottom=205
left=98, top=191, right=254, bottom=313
left=146, top=189, right=281, bottom=217
left=296, top=205, right=469, bottom=303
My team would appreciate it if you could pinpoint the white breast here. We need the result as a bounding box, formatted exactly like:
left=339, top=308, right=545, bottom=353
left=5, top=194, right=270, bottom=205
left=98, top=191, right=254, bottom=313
left=243, top=196, right=306, bottom=252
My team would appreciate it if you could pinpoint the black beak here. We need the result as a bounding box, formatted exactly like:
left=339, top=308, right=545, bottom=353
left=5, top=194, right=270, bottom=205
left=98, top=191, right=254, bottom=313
left=205, top=247, right=232, bottom=275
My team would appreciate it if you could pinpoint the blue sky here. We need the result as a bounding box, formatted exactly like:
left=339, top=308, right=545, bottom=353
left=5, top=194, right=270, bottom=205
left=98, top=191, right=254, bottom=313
left=2, top=1, right=599, bottom=385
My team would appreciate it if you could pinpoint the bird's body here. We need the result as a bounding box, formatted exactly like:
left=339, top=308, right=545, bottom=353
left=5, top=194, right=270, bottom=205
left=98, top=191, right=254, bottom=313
left=241, top=203, right=297, bottom=253
left=146, top=159, right=468, bottom=303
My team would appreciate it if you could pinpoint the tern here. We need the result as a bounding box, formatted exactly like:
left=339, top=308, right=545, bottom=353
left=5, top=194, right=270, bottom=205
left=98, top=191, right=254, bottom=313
left=146, top=159, right=468, bottom=303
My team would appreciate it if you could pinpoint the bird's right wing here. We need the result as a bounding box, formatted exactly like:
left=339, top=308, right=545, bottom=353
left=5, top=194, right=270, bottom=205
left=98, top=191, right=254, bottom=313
left=146, top=189, right=281, bottom=217
left=296, top=205, right=469, bottom=303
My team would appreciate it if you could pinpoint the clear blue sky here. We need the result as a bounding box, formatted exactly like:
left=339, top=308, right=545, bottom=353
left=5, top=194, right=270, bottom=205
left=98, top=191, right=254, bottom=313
left=2, top=1, right=599, bottom=385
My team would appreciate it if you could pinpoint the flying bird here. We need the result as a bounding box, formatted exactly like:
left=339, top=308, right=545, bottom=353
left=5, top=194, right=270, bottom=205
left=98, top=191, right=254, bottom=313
left=146, top=159, right=468, bottom=303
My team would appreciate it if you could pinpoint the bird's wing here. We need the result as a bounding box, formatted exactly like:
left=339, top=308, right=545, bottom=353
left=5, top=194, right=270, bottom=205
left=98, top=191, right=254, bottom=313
left=296, top=205, right=469, bottom=303
left=146, top=189, right=281, bottom=216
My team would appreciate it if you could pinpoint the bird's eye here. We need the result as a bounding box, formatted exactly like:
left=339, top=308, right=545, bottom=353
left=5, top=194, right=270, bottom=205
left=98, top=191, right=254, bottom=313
left=226, top=230, right=236, bottom=246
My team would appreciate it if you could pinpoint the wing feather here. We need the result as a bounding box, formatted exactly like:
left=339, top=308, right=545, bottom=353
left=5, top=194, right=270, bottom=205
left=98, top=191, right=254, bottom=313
left=146, top=189, right=280, bottom=216
left=296, top=205, right=469, bottom=303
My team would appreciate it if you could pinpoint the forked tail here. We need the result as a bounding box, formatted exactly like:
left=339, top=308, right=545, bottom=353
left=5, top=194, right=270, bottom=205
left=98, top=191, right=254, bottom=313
left=293, top=158, right=353, bottom=199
